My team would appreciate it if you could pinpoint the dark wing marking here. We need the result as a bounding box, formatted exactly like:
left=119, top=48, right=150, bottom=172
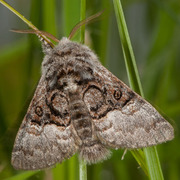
left=11, top=77, right=79, bottom=170
left=85, top=64, right=174, bottom=149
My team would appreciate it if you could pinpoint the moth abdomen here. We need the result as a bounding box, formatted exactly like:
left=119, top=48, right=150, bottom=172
left=79, top=143, right=111, bottom=164
left=69, top=92, right=93, bottom=142
left=68, top=92, right=111, bottom=164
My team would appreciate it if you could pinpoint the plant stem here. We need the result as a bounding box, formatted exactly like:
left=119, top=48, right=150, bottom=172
left=0, top=0, right=37, bottom=30
left=79, top=1, right=87, bottom=180
left=144, top=147, right=164, bottom=180
left=0, top=0, right=53, bottom=47
left=79, top=158, right=87, bottom=180
left=113, top=0, right=164, bottom=179
left=80, top=0, right=86, bottom=43
left=113, top=0, right=143, bottom=96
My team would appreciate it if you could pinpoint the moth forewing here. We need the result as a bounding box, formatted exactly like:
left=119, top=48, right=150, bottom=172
left=83, top=61, right=174, bottom=148
left=11, top=76, right=79, bottom=170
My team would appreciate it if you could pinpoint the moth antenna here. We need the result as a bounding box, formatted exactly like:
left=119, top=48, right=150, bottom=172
left=10, top=29, right=55, bottom=49
left=11, top=29, right=60, bottom=43
left=68, top=10, right=104, bottom=40
left=37, top=31, right=60, bottom=43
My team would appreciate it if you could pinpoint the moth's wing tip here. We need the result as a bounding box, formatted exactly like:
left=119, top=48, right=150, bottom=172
left=142, top=102, right=175, bottom=143
left=11, top=154, right=20, bottom=170
left=158, top=120, right=174, bottom=142
left=11, top=124, right=78, bottom=170
left=94, top=101, right=174, bottom=150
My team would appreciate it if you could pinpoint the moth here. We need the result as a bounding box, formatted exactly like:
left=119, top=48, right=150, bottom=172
left=11, top=13, right=174, bottom=170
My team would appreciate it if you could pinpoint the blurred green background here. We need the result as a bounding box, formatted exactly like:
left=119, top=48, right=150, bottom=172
left=0, top=0, right=180, bottom=179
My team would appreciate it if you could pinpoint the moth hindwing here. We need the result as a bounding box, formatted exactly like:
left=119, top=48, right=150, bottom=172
left=11, top=37, right=174, bottom=170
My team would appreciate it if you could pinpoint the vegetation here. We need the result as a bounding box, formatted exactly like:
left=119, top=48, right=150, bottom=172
left=0, top=0, right=179, bottom=179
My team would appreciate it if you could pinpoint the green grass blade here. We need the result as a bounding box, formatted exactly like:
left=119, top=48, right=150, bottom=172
left=42, top=0, right=57, bottom=36
left=4, top=171, right=39, bottom=180
left=0, top=0, right=53, bottom=47
left=80, top=0, right=86, bottom=43
left=131, top=149, right=148, bottom=176
left=62, top=0, right=85, bottom=179
left=68, top=155, right=78, bottom=180
left=52, top=163, right=66, bottom=180
left=79, top=1, right=87, bottom=180
left=113, top=0, right=143, bottom=96
left=144, top=147, right=164, bottom=180
left=113, top=0, right=164, bottom=179
left=0, top=0, right=37, bottom=30
left=62, top=0, right=80, bottom=40
left=79, top=158, right=87, bottom=180
left=99, top=0, right=111, bottom=66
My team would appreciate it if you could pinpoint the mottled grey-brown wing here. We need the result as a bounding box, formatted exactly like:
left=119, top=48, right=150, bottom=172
left=11, top=77, right=78, bottom=170
left=94, top=99, right=174, bottom=149
left=84, top=65, right=174, bottom=149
